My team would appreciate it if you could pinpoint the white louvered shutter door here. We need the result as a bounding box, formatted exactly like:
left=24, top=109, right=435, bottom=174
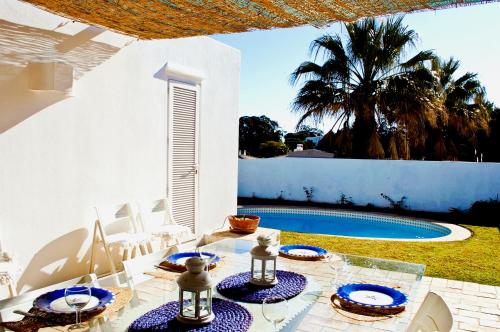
left=168, top=82, right=199, bottom=233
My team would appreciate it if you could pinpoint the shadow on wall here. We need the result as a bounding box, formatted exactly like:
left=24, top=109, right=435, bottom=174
left=16, top=228, right=90, bottom=292
left=0, top=65, right=70, bottom=134
left=15, top=227, right=128, bottom=292
left=0, top=19, right=121, bottom=133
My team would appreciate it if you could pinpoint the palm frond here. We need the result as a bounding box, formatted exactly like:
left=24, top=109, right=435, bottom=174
left=400, top=50, right=435, bottom=69
left=290, top=61, right=323, bottom=85
left=309, top=34, right=347, bottom=63
left=291, top=79, right=349, bottom=128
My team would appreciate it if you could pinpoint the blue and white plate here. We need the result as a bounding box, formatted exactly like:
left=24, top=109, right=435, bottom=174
left=165, top=252, right=220, bottom=268
left=336, top=283, right=407, bottom=308
left=279, top=244, right=328, bottom=259
left=34, top=287, right=115, bottom=314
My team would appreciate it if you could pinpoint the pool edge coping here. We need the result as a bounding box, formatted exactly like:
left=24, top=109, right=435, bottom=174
left=237, top=205, right=472, bottom=242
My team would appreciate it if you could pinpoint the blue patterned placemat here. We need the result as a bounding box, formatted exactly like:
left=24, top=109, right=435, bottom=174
left=216, top=270, right=307, bottom=303
left=128, top=298, right=252, bottom=331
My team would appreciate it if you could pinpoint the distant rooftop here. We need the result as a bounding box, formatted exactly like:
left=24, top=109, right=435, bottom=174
left=287, top=149, right=334, bottom=158
left=239, top=154, right=257, bottom=160
left=24, top=0, right=495, bottom=39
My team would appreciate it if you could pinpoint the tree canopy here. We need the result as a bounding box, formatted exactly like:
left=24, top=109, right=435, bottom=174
left=291, top=16, right=497, bottom=161
left=239, top=115, right=284, bottom=156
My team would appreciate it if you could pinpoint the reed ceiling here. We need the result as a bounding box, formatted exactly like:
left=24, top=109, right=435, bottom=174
left=23, top=0, right=496, bottom=39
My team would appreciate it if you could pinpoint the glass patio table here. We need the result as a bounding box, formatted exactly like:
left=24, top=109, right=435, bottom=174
left=96, top=238, right=425, bottom=332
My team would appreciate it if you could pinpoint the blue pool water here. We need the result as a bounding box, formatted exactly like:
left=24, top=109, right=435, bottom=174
left=237, top=208, right=451, bottom=240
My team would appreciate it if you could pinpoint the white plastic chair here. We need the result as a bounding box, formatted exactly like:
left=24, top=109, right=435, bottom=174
left=0, top=259, right=17, bottom=298
left=122, top=247, right=176, bottom=291
left=0, top=274, right=99, bottom=329
left=89, top=203, right=152, bottom=276
left=136, top=199, right=194, bottom=248
left=407, top=292, right=453, bottom=332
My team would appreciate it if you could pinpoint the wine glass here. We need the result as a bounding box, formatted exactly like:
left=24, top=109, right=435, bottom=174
left=273, top=231, right=281, bottom=248
left=262, top=296, right=288, bottom=332
left=64, top=285, right=91, bottom=330
left=209, top=247, right=219, bottom=266
left=329, top=255, right=350, bottom=293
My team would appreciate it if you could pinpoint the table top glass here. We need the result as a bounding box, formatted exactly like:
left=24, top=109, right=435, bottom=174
left=2, top=238, right=425, bottom=331
left=99, top=238, right=425, bottom=331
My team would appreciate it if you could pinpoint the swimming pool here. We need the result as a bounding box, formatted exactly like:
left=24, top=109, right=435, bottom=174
left=237, top=207, right=454, bottom=240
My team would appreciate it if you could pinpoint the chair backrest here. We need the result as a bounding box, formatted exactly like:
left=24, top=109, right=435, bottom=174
left=136, top=198, right=176, bottom=233
left=407, top=292, right=453, bottom=332
left=94, top=203, right=137, bottom=236
left=122, top=248, right=175, bottom=291
left=0, top=274, right=99, bottom=325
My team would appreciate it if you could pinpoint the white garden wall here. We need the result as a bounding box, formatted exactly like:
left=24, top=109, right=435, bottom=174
left=0, top=0, right=239, bottom=293
left=239, top=158, right=500, bottom=212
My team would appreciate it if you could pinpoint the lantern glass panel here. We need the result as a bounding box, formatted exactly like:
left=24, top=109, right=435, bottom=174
left=199, top=289, right=212, bottom=316
left=264, top=259, right=275, bottom=281
left=181, top=290, right=196, bottom=318
left=252, top=258, right=263, bottom=279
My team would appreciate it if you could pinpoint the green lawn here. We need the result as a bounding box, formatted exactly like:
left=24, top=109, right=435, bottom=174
left=281, top=225, right=500, bottom=286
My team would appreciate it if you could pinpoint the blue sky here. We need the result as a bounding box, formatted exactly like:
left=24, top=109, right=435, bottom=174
left=213, top=3, right=500, bottom=133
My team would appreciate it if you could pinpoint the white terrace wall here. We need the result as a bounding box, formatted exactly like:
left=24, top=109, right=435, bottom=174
left=0, top=0, right=239, bottom=293
left=238, top=158, right=500, bottom=212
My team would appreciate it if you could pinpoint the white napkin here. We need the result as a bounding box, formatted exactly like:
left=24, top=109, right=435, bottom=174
left=287, top=248, right=320, bottom=256
left=348, top=290, right=394, bottom=305
left=49, top=296, right=100, bottom=313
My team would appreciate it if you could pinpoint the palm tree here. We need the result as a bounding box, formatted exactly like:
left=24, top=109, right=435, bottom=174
left=427, top=57, right=491, bottom=160
left=290, top=17, right=438, bottom=159
left=482, top=107, right=500, bottom=161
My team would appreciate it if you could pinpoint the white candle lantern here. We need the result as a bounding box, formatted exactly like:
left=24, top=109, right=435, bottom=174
left=250, top=235, right=278, bottom=286
left=176, top=257, right=215, bottom=325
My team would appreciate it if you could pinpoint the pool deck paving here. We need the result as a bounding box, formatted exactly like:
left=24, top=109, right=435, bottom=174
left=419, top=276, right=500, bottom=332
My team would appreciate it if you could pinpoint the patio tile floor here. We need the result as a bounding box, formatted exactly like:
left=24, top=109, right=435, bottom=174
left=418, top=277, right=500, bottom=332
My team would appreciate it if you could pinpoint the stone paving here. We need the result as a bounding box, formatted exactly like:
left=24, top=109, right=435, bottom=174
left=416, top=277, right=500, bottom=332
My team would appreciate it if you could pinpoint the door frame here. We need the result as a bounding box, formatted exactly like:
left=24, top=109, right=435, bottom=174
left=167, top=80, right=200, bottom=233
